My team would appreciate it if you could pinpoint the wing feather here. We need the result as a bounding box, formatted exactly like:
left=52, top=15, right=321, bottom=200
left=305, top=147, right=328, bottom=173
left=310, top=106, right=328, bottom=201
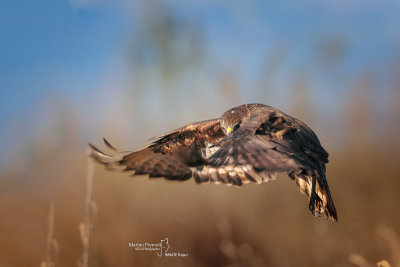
left=89, top=119, right=225, bottom=181
left=198, top=110, right=337, bottom=221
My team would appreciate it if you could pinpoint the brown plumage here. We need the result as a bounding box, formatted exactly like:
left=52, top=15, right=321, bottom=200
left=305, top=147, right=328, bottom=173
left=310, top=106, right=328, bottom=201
left=89, top=104, right=338, bottom=221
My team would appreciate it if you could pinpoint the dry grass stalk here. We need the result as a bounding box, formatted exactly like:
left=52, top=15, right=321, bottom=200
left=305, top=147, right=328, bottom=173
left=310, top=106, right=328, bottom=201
left=377, top=260, right=391, bottom=267
left=349, top=253, right=373, bottom=267
left=217, top=218, right=266, bottom=267
left=376, top=225, right=400, bottom=267
left=349, top=225, right=400, bottom=267
left=41, top=203, right=59, bottom=267
left=77, top=154, right=98, bottom=267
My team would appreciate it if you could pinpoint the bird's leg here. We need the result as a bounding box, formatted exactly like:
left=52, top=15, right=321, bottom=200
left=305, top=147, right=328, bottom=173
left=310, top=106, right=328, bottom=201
left=309, top=175, right=318, bottom=217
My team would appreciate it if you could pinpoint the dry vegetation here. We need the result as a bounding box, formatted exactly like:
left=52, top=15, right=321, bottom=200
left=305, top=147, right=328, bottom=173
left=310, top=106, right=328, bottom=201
left=41, top=203, right=58, bottom=267
left=0, top=89, right=399, bottom=267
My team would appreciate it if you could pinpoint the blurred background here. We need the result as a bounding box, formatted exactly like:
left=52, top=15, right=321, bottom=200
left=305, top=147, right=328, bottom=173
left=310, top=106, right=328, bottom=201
left=1, top=0, right=400, bottom=266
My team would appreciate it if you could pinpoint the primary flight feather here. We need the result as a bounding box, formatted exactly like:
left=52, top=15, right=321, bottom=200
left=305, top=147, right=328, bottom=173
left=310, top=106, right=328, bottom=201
left=89, top=103, right=337, bottom=221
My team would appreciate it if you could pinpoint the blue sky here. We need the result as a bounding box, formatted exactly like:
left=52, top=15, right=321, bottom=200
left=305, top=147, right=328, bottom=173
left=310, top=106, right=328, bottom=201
left=0, top=0, right=129, bottom=115
left=0, top=0, right=399, bottom=167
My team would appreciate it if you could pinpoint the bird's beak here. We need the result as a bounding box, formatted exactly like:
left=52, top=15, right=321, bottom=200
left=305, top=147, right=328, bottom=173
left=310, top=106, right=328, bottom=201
left=226, top=127, right=232, bottom=135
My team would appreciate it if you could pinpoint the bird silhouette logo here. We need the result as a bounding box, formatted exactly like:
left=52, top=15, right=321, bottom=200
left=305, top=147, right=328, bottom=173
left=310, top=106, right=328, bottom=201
left=157, top=238, right=170, bottom=257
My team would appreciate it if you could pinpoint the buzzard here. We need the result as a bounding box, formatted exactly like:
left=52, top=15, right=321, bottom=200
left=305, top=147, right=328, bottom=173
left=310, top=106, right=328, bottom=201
left=89, top=104, right=337, bottom=221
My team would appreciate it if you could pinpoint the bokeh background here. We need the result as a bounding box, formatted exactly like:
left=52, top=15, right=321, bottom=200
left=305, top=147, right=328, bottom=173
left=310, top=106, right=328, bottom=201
left=1, top=0, right=400, bottom=266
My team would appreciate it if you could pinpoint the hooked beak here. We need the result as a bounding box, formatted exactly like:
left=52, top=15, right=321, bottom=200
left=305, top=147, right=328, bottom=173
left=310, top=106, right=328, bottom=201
left=226, top=127, right=232, bottom=135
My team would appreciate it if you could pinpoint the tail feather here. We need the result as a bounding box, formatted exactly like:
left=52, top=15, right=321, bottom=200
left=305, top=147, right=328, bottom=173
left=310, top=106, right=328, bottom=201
left=290, top=173, right=337, bottom=222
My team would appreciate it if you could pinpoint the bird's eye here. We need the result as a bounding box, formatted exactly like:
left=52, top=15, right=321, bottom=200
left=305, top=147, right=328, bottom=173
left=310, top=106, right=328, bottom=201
left=233, top=124, right=240, bottom=131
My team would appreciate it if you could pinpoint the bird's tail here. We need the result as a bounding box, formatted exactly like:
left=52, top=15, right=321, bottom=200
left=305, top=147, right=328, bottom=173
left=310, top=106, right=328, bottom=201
left=290, top=170, right=337, bottom=222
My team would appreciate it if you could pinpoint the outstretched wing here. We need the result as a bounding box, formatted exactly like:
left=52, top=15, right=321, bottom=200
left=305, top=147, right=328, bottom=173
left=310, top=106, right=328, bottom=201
left=148, top=118, right=225, bottom=165
left=89, top=119, right=225, bottom=180
left=193, top=110, right=337, bottom=221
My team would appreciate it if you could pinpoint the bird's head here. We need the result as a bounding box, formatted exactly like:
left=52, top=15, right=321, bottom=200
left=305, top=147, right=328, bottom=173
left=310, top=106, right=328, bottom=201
left=220, top=104, right=254, bottom=135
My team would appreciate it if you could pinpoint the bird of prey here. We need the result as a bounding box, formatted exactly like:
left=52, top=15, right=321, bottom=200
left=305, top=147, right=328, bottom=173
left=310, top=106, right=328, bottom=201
left=89, top=104, right=337, bottom=221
